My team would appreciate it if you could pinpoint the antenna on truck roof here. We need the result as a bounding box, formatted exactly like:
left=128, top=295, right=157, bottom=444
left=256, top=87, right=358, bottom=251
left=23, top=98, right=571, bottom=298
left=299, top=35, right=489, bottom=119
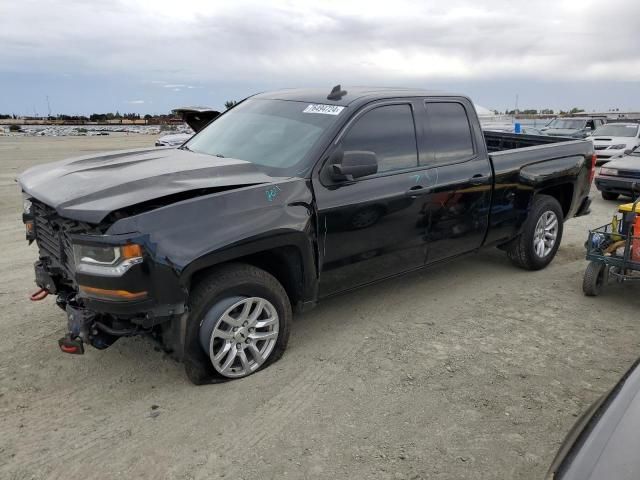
left=327, top=85, right=347, bottom=101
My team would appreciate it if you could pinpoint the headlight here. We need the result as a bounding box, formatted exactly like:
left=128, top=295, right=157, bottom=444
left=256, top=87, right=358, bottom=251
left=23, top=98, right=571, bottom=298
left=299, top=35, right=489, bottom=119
left=22, top=193, right=32, bottom=215
left=600, top=167, right=618, bottom=176
left=610, top=144, right=627, bottom=150
left=73, top=243, right=143, bottom=277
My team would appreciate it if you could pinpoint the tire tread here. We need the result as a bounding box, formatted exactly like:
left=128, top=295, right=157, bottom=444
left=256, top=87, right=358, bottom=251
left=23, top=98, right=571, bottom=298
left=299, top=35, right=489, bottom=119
left=506, top=194, right=564, bottom=271
left=184, top=263, right=292, bottom=385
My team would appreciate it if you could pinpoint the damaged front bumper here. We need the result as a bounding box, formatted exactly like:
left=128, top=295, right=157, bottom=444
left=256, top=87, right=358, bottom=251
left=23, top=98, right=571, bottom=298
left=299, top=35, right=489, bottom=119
left=31, top=233, right=187, bottom=355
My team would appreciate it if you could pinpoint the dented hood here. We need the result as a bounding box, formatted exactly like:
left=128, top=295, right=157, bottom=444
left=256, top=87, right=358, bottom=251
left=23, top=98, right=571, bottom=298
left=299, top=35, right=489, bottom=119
left=17, top=147, right=278, bottom=223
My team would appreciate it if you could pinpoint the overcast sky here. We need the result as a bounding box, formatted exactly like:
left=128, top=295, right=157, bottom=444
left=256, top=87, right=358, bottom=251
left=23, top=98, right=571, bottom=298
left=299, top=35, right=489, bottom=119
left=1, top=0, right=639, bottom=115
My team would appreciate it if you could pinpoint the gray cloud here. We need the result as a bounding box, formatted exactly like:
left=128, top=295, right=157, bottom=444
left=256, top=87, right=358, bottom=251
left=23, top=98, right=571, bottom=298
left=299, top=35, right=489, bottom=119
left=2, top=0, right=639, bottom=82
left=1, top=0, right=639, bottom=113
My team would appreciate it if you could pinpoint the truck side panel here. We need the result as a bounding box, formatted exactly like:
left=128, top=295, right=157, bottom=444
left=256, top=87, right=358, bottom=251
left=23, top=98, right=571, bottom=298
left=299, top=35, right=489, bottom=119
left=106, top=178, right=318, bottom=302
left=484, top=140, right=593, bottom=247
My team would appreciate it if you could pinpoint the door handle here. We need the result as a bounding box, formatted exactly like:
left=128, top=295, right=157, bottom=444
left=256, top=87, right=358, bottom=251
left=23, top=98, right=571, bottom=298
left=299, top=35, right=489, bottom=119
left=469, top=174, right=490, bottom=186
left=405, top=185, right=430, bottom=197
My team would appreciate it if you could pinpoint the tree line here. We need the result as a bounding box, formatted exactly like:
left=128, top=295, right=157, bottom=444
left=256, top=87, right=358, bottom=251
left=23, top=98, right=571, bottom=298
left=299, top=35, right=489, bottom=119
left=500, top=107, right=589, bottom=116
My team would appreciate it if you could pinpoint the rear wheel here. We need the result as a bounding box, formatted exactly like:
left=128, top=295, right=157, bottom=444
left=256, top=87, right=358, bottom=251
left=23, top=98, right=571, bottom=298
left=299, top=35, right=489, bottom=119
left=583, top=261, right=607, bottom=296
left=601, top=191, right=619, bottom=201
left=184, top=263, right=291, bottom=384
left=507, top=195, right=564, bottom=270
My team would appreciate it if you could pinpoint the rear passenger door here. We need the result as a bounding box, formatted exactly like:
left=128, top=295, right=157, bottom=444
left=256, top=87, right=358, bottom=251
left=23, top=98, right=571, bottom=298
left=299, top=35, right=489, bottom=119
left=418, top=100, right=493, bottom=264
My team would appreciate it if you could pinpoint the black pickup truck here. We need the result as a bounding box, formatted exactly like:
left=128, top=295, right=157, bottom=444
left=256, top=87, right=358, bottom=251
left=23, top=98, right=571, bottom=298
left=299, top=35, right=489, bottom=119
left=18, top=86, right=595, bottom=384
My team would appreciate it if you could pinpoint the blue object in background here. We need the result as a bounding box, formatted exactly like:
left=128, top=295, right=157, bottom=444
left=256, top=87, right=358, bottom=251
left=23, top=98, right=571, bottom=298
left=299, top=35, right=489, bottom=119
left=514, top=122, right=522, bottom=134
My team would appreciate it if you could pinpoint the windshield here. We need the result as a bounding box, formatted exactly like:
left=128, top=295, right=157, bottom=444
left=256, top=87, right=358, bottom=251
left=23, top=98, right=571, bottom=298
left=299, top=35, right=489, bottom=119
left=593, top=124, right=639, bottom=137
left=546, top=119, right=586, bottom=130
left=185, top=98, right=343, bottom=176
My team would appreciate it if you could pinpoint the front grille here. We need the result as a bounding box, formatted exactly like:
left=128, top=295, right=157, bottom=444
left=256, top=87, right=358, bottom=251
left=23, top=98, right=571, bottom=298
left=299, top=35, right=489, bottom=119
left=594, top=145, right=608, bottom=150
left=617, top=170, right=640, bottom=179
left=32, top=200, right=91, bottom=282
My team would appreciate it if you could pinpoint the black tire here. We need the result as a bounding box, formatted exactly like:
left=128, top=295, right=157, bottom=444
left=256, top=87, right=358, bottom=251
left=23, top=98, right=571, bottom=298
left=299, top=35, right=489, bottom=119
left=583, top=261, right=607, bottom=296
left=184, top=263, right=292, bottom=385
left=506, top=194, right=564, bottom=270
left=601, top=191, right=619, bottom=201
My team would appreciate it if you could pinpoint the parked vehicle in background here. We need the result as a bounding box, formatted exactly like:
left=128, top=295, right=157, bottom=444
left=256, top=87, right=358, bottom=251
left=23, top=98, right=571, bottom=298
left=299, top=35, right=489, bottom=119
left=483, top=124, right=547, bottom=136
left=547, top=359, right=640, bottom=480
left=541, top=117, right=606, bottom=138
left=595, top=149, right=640, bottom=200
left=590, top=123, right=640, bottom=164
left=155, top=132, right=192, bottom=147
left=155, top=107, right=220, bottom=147
left=18, top=86, right=594, bottom=384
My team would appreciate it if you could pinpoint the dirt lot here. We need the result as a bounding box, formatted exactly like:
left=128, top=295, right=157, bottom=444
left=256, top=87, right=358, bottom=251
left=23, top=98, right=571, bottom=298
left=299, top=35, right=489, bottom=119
left=1, top=135, right=639, bottom=480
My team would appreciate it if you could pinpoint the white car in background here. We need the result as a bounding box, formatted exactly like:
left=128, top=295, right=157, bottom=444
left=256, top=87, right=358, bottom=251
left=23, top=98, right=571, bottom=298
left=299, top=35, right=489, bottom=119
left=590, top=123, right=640, bottom=164
left=155, top=132, right=193, bottom=147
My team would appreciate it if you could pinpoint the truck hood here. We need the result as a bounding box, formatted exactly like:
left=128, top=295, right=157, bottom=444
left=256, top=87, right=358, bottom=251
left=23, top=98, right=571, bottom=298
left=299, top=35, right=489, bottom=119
left=17, top=147, right=280, bottom=223
left=600, top=154, right=640, bottom=170
left=592, top=136, right=639, bottom=147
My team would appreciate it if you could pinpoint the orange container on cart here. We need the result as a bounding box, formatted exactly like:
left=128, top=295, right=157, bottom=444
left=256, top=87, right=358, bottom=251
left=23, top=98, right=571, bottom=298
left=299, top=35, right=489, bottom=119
left=620, top=202, right=640, bottom=263
left=633, top=216, right=640, bottom=263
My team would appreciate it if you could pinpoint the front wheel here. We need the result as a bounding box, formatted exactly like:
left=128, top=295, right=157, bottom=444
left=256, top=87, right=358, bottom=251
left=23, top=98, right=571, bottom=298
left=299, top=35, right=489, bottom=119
left=583, top=261, right=607, bottom=296
left=507, top=195, right=564, bottom=270
left=184, top=263, right=292, bottom=384
left=601, top=191, right=619, bottom=201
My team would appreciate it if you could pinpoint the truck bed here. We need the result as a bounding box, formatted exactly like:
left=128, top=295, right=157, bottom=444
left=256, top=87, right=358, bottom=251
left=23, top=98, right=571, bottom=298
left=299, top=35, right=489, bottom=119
left=480, top=130, right=593, bottom=248
left=484, top=131, right=575, bottom=153
left=484, top=131, right=593, bottom=168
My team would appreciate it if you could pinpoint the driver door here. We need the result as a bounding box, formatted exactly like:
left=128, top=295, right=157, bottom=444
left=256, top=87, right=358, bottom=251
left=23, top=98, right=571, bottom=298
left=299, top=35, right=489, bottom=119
left=313, top=102, right=431, bottom=298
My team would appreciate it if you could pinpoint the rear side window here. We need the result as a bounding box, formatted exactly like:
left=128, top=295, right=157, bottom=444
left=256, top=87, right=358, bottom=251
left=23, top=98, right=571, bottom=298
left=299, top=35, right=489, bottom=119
left=341, top=104, right=418, bottom=173
left=423, top=102, right=474, bottom=165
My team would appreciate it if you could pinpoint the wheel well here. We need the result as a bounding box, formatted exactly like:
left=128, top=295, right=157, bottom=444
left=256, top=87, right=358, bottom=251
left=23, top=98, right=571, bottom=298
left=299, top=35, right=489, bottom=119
left=538, top=183, right=573, bottom=218
left=189, top=246, right=305, bottom=308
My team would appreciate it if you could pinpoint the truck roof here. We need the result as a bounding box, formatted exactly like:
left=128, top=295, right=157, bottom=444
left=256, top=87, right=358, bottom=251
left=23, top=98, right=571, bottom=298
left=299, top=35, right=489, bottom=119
left=254, top=86, right=461, bottom=107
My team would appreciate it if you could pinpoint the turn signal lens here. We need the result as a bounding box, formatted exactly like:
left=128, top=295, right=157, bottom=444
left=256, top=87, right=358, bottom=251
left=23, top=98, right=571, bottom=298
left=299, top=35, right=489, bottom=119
left=121, top=244, right=143, bottom=259
left=79, top=285, right=148, bottom=301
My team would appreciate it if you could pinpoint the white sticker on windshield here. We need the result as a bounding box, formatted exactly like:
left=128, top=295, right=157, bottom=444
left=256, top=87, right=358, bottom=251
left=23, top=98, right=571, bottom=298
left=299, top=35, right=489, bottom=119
left=303, top=104, right=345, bottom=115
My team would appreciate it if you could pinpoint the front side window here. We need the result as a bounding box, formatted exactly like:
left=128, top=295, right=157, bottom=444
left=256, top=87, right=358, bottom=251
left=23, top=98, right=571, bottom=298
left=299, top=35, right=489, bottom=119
left=423, top=102, right=474, bottom=165
left=341, top=104, right=418, bottom=174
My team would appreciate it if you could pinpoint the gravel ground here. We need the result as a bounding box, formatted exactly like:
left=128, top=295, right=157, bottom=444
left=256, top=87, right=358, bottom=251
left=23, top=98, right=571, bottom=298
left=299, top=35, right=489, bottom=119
left=1, top=136, right=639, bottom=480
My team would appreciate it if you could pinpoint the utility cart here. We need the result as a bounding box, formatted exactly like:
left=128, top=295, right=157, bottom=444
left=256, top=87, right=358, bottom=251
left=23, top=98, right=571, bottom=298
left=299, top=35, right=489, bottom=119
left=583, top=188, right=640, bottom=296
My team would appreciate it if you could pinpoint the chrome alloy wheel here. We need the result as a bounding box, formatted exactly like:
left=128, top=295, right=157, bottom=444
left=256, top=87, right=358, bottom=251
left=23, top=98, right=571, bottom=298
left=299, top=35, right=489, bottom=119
left=533, top=211, right=558, bottom=258
left=200, top=297, right=279, bottom=378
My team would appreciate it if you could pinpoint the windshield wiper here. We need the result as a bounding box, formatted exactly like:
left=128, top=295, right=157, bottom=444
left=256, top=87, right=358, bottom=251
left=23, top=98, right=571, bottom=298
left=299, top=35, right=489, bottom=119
left=179, top=145, right=192, bottom=152
left=214, top=153, right=225, bottom=158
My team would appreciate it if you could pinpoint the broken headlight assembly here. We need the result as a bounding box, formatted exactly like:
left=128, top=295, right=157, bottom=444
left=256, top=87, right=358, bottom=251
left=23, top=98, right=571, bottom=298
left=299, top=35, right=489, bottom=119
left=21, top=193, right=35, bottom=240
left=73, top=243, right=143, bottom=277
left=22, top=192, right=32, bottom=215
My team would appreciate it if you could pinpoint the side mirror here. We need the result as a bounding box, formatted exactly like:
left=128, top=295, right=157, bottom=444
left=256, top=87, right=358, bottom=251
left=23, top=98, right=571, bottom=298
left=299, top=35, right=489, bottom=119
left=331, top=150, right=378, bottom=181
